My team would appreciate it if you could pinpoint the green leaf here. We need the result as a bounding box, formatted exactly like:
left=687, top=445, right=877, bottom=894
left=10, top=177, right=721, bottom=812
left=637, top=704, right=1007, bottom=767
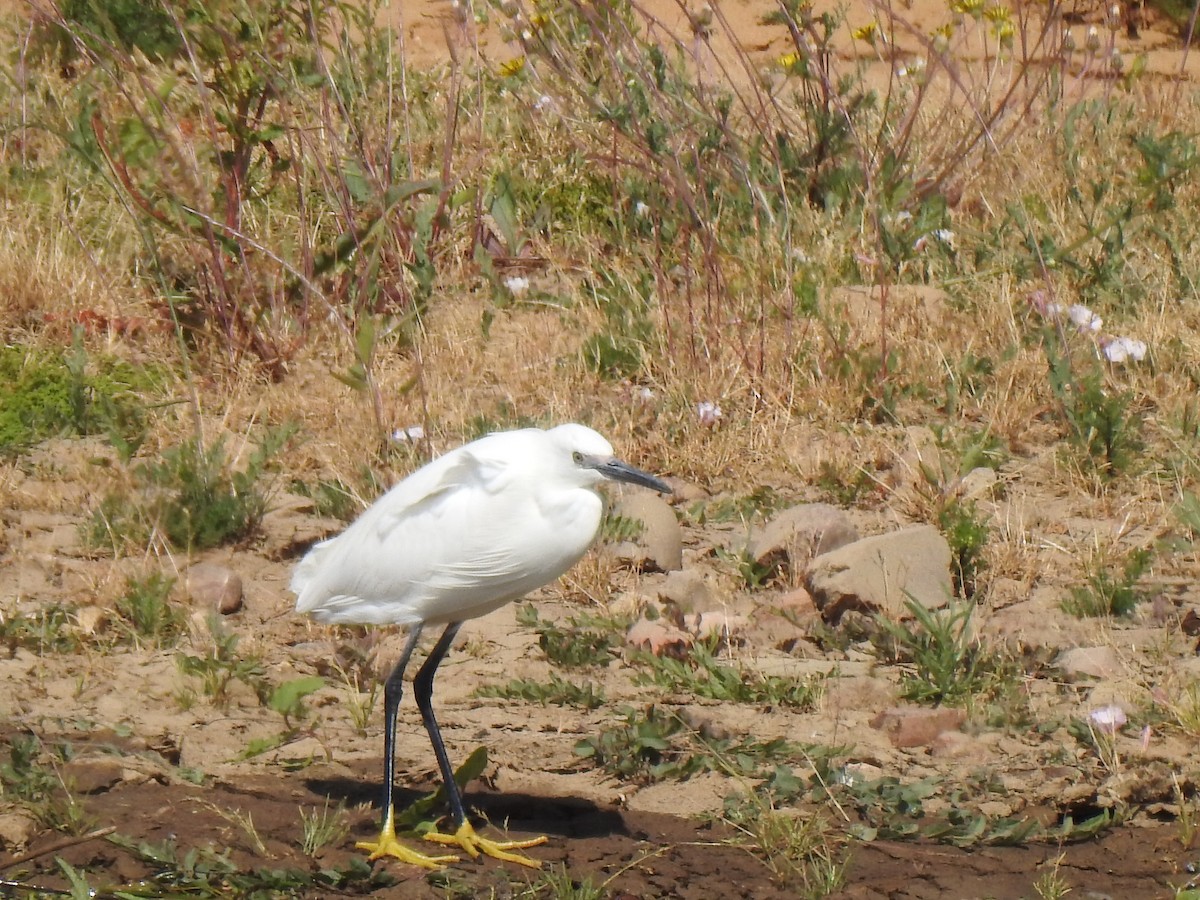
left=268, top=676, right=326, bottom=716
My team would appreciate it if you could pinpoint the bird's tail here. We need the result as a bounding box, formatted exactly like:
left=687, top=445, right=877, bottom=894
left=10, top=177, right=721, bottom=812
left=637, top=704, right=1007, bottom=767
left=291, top=537, right=335, bottom=612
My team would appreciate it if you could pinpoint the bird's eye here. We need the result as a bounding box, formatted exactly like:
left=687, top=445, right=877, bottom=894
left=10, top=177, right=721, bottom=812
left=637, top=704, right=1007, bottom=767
left=572, top=451, right=583, bottom=464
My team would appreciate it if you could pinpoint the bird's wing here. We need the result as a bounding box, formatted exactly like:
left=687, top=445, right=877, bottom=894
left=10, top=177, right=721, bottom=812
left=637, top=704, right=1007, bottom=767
left=293, top=441, right=556, bottom=624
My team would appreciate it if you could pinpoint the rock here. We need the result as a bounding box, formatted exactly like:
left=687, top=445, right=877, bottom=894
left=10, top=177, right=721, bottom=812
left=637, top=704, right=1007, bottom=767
left=930, top=731, right=985, bottom=759
left=656, top=569, right=716, bottom=613
left=746, top=589, right=818, bottom=651
left=610, top=492, right=683, bottom=573
left=870, top=706, right=966, bottom=748
left=186, top=562, right=244, bottom=615
left=74, top=605, right=109, bottom=635
left=1055, top=645, right=1122, bottom=681
left=0, top=811, right=37, bottom=849
left=626, top=619, right=693, bottom=657
left=806, top=525, right=953, bottom=623
left=747, top=504, right=859, bottom=575
left=958, top=466, right=999, bottom=500
left=62, top=757, right=124, bottom=794
left=688, top=611, right=748, bottom=642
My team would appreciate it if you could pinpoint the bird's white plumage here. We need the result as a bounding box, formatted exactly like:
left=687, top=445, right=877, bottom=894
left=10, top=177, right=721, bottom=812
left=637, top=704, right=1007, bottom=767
left=292, top=424, right=621, bottom=626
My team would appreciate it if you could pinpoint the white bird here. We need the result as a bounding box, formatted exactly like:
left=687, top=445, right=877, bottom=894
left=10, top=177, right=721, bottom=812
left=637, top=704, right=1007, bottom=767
left=292, top=424, right=671, bottom=869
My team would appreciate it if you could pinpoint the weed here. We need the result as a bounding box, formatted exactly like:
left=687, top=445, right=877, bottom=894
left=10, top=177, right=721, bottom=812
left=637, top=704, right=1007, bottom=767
left=0, top=604, right=80, bottom=656
left=632, top=639, right=824, bottom=710
left=290, top=477, right=362, bottom=522
left=107, top=833, right=395, bottom=894
left=176, top=616, right=268, bottom=708
left=687, top=486, right=786, bottom=526
left=575, top=705, right=805, bottom=783
left=517, top=604, right=628, bottom=669
left=1062, top=546, right=1151, bottom=617
left=475, top=672, right=606, bottom=709
left=0, top=340, right=152, bottom=458
left=298, top=798, right=350, bottom=856
left=521, top=864, right=605, bottom=899
left=1047, top=353, right=1143, bottom=482
left=937, top=498, right=990, bottom=599
left=114, top=572, right=183, bottom=647
left=1033, top=854, right=1072, bottom=900
left=90, top=425, right=294, bottom=552
left=0, top=733, right=94, bottom=834
left=872, top=597, right=1001, bottom=705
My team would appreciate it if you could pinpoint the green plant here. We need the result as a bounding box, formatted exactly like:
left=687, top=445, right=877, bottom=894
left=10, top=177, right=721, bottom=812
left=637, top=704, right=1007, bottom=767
left=937, top=498, right=989, bottom=599
left=517, top=605, right=628, bottom=669
left=0, top=734, right=94, bottom=834
left=299, top=799, right=349, bottom=856
left=0, top=604, right=80, bottom=656
left=115, top=572, right=183, bottom=647
left=1062, top=546, right=1151, bottom=617
left=267, top=676, right=326, bottom=730
left=475, top=672, right=606, bottom=709
left=632, top=639, right=824, bottom=710
left=176, top=616, right=268, bottom=707
left=872, top=597, right=1000, bottom=705
left=1050, top=360, right=1143, bottom=481
left=90, top=425, right=294, bottom=552
left=0, top=340, right=150, bottom=458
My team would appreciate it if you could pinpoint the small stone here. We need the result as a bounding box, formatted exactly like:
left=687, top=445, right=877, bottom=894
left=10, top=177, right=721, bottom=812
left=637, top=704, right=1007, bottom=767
left=74, top=605, right=109, bottom=635
left=958, top=466, right=999, bottom=500
left=0, top=811, right=38, bottom=849
left=688, top=611, right=748, bottom=641
left=610, top=492, right=683, bottom=573
left=1055, top=645, right=1122, bottom=681
left=930, top=731, right=983, bottom=759
left=747, top=504, right=859, bottom=574
left=186, top=562, right=244, bottom=615
left=62, top=757, right=124, bottom=794
left=626, top=619, right=693, bottom=657
left=657, top=569, right=716, bottom=613
left=870, top=706, right=966, bottom=748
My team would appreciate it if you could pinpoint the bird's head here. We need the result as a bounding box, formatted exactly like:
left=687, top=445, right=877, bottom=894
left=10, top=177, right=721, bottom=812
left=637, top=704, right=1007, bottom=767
left=547, top=424, right=672, bottom=494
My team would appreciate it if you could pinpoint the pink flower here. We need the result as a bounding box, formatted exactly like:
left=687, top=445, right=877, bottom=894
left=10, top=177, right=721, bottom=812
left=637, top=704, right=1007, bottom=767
left=1088, top=705, right=1127, bottom=735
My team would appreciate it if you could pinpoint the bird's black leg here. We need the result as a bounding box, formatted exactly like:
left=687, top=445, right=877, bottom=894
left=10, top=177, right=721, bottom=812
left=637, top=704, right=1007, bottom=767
left=355, top=624, right=458, bottom=869
left=380, top=624, right=424, bottom=824
left=415, top=621, right=547, bottom=867
left=413, top=622, right=467, bottom=825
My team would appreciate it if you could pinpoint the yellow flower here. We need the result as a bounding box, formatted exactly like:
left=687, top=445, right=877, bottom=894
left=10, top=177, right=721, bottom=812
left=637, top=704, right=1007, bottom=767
left=852, top=22, right=879, bottom=43
left=777, top=51, right=802, bottom=69
left=499, top=56, right=527, bottom=77
left=983, top=4, right=1012, bottom=22
left=951, top=0, right=985, bottom=15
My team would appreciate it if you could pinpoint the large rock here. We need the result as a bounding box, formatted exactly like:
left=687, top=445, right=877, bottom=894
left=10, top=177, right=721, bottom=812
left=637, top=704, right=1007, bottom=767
left=747, top=503, right=859, bottom=574
left=656, top=569, right=716, bottom=613
left=870, top=706, right=966, bottom=748
left=1055, top=645, right=1122, bottom=681
left=805, top=525, right=952, bottom=622
left=610, top=492, right=683, bottom=572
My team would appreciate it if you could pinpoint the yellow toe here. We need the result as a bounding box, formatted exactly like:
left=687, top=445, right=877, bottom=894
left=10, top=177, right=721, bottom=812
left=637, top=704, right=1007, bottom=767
left=424, top=821, right=547, bottom=868
left=358, top=815, right=460, bottom=870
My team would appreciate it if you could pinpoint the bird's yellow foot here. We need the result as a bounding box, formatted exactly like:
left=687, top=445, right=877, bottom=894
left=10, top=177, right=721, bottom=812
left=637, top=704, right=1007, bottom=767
left=357, top=816, right=460, bottom=870
left=423, top=820, right=547, bottom=868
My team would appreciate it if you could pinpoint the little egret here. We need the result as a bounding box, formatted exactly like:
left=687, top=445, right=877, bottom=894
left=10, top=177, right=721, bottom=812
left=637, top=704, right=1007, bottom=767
left=292, top=424, right=670, bottom=869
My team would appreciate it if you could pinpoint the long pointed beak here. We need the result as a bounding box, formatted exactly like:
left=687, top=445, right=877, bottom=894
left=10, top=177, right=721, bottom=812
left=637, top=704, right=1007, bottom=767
left=592, top=457, right=672, bottom=494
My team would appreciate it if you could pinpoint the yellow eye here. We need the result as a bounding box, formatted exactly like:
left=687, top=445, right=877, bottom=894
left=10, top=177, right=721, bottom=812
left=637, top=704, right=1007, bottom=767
left=572, top=451, right=583, bottom=464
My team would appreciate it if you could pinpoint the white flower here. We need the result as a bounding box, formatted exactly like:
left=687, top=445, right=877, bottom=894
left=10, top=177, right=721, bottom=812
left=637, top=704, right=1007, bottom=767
left=1086, top=25, right=1101, bottom=51
left=932, top=228, right=956, bottom=248
left=1067, top=303, right=1102, bottom=333
left=533, top=94, right=554, bottom=111
left=1101, top=336, right=1147, bottom=363
left=637, top=386, right=655, bottom=402
left=1088, top=705, right=1127, bottom=735
left=696, top=401, right=722, bottom=427
left=504, top=275, right=530, bottom=296
left=391, top=425, right=425, bottom=443
left=634, top=200, right=651, bottom=218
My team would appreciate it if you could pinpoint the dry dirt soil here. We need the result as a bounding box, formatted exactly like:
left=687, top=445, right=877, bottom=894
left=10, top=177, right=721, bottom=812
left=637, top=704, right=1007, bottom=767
left=4, top=1, right=1200, bottom=898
